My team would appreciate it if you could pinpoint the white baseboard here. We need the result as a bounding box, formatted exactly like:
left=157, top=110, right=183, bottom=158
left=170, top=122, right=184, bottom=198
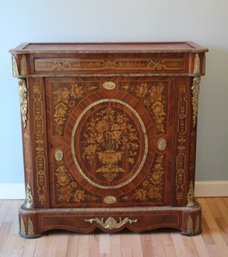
left=195, top=181, right=228, bottom=197
left=0, top=181, right=227, bottom=199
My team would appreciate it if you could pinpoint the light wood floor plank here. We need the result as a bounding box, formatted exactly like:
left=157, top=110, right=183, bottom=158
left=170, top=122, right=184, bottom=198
left=199, top=198, right=228, bottom=257
left=88, top=234, right=99, bottom=257
left=65, top=234, right=80, bottom=257
left=130, top=234, right=144, bottom=257
left=99, top=234, right=110, bottom=255
left=0, top=199, right=228, bottom=257
left=150, top=232, right=166, bottom=257
left=161, top=233, right=176, bottom=257
left=140, top=234, right=154, bottom=257
left=171, top=232, right=191, bottom=257
left=193, top=235, right=211, bottom=257
left=77, top=234, right=89, bottom=257
left=110, top=234, right=121, bottom=257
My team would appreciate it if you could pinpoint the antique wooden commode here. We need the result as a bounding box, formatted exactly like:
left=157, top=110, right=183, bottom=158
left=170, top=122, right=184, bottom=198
left=10, top=42, right=208, bottom=238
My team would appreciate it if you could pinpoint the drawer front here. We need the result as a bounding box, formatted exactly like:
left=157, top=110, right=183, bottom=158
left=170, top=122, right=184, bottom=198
left=45, top=77, right=175, bottom=208
left=32, top=53, right=188, bottom=75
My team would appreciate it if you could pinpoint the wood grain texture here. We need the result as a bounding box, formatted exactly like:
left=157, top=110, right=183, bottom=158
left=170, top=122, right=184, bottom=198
left=0, top=199, right=228, bottom=257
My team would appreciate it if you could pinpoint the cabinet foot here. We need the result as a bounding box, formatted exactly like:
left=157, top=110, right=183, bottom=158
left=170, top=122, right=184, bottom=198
left=180, top=204, right=202, bottom=236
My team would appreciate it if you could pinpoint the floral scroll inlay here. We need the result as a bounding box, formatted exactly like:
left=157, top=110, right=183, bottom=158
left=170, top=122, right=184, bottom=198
left=82, top=106, right=140, bottom=182
left=122, top=154, right=165, bottom=202
left=55, top=157, right=86, bottom=203
left=52, top=83, right=98, bottom=135
left=121, top=82, right=167, bottom=134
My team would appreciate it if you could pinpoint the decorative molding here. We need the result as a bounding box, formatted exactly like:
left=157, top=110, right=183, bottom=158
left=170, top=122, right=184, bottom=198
left=1, top=181, right=228, bottom=199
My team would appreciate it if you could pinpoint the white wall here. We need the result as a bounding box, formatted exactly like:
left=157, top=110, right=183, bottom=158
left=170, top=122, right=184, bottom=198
left=0, top=0, right=228, bottom=183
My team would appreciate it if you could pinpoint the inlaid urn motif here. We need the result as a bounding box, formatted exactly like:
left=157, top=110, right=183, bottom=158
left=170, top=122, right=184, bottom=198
left=81, top=106, right=140, bottom=181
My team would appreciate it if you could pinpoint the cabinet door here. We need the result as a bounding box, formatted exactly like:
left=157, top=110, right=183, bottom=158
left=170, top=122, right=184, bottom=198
left=46, top=77, right=175, bottom=208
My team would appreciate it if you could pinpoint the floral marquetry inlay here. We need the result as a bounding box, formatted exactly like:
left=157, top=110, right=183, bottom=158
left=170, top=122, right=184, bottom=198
left=121, top=81, right=167, bottom=134
left=71, top=99, right=148, bottom=190
left=52, top=82, right=98, bottom=135
left=121, top=154, right=165, bottom=202
left=81, top=106, right=140, bottom=182
left=54, top=155, right=98, bottom=203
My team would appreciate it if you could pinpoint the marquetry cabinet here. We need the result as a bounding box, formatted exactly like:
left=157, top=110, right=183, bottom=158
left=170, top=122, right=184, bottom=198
left=10, top=42, right=208, bottom=238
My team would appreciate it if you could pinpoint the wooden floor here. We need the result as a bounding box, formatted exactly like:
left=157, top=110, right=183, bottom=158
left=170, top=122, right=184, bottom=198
left=0, top=198, right=228, bottom=257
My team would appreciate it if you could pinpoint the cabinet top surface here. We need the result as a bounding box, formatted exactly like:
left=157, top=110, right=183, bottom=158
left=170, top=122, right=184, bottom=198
left=10, top=41, right=208, bottom=54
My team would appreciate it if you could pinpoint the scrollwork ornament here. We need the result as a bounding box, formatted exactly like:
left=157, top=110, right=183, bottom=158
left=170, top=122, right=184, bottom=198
left=18, top=79, right=28, bottom=128
left=191, top=77, right=200, bottom=127
left=84, top=217, right=137, bottom=230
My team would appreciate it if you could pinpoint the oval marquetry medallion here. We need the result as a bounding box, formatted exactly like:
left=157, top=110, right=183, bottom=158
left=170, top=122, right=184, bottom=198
left=71, top=99, right=148, bottom=190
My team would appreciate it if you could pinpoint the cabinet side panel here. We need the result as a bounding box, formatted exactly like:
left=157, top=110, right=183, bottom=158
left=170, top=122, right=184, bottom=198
left=29, top=78, right=50, bottom=207
left=172, top=77, right=191, bottom=206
